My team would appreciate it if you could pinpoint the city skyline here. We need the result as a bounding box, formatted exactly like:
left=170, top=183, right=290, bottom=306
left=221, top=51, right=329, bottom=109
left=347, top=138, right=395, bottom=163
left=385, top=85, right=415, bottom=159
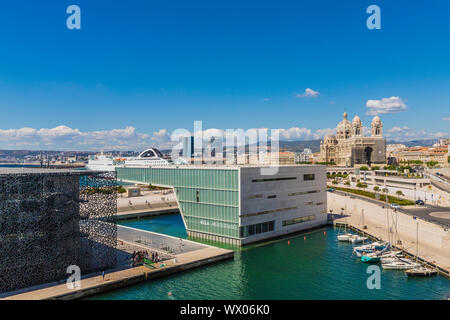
left=1, top=0, right=449, bottom=150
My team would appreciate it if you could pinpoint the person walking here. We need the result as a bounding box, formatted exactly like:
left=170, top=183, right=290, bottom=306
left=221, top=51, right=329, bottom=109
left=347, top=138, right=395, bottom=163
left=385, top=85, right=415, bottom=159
left=102, top=270, right=105, bottom=281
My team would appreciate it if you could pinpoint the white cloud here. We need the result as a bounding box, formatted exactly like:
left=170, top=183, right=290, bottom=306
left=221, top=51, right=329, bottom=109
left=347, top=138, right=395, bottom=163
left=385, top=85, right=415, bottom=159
left=296, top=88, right=320, bottom=98
left=3, top=123, right=446, bottom=151
left=366, top=96, right=407, bottom=115
left=279, top=127, right=311, bottom=140
left=312, top=128, right=335, bottom=139
left=0, top=124, right=341, bottom=151
left=386, top=126, right=449, bottom=141
left=442, top=117, right=450, bottom=121
left=0, top=125, right=153, bottom=151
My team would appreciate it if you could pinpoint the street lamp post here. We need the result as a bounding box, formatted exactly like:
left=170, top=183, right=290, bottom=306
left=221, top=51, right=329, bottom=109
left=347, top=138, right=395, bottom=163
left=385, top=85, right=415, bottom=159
left=414, top=184, right=416, bottom=207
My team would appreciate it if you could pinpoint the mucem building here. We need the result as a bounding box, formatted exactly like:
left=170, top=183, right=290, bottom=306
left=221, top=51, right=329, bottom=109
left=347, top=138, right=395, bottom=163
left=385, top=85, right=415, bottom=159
left=0, top=168, right=117, bottom=294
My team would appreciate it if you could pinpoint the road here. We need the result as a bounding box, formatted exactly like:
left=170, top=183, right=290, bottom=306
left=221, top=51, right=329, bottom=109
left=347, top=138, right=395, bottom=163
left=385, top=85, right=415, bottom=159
left=332, top=190, right=450, bottom=228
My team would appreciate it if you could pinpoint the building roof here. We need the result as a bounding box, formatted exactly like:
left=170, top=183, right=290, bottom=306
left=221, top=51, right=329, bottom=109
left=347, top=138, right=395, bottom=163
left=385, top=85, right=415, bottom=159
left=118, top=164, right=325, bottom=170
left=0, top=168, right=102, bottom=175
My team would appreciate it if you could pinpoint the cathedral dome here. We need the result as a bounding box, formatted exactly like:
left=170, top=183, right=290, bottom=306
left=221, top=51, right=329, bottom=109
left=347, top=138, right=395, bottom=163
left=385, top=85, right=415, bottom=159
left=352, top=115, right=361, bottom=125
left=371, top=115, right=381, bottom=124
left=337, top=112, right=351, bottom=134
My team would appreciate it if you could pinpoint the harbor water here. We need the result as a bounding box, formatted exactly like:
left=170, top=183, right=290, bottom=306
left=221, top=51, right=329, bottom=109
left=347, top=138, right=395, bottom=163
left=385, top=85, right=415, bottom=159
left=91, top=214, right=450, bottom=300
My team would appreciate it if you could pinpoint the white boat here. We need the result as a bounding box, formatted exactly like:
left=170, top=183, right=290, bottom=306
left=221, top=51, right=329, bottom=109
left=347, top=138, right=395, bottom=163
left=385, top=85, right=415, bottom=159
left=382, top=257, right=420, bottom=270
left=379, top=251, right=404, bottom=263
left=337, top=233, right=355, bottom=242
left=350, top=235, right=368, bottom=244
left=405, top=266, right=437, bottom=277
left=353, top=242, right=389, bottom=257
left=86, top=148, right=181, bottom=171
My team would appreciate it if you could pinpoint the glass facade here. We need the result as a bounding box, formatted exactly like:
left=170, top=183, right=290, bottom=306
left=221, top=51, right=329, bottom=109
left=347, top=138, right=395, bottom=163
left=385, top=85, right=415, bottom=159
left=240, top=221, right=275, bottom=237
left=116, top=167, right=240, bottom=239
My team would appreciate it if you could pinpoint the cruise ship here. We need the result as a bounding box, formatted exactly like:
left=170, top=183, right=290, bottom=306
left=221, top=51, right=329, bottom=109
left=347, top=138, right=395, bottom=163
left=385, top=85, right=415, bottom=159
left=86, top=148, right=181, bottom=171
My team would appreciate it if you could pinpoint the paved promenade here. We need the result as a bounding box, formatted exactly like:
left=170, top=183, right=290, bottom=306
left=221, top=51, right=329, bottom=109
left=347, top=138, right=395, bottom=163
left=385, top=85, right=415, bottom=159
left=2, top=222, right=232, bottom=300
left=118, top=191, right=177, bottom=212
left=116, top=191, right=179, bottom=220
left=329, top=192, right=450, bottom=274
left=2, top=242, right=233, bottom=300
left=331, top=187, right=450, bottom=227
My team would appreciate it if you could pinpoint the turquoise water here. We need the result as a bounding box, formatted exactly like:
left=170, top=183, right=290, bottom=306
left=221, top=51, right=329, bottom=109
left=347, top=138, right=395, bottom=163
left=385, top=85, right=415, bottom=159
left=93, top=215, right=450, bottom=300
left=118, top=214, right=187, bottom=239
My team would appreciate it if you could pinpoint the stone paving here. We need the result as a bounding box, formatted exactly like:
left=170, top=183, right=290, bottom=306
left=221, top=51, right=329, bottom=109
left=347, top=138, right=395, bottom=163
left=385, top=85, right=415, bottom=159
left=2, top=244, right=232, bottom=300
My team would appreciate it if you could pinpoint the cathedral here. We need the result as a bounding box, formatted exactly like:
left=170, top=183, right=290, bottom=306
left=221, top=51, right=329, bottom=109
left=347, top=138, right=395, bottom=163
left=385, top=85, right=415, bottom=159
left=319, top=112, right=386, bottom=167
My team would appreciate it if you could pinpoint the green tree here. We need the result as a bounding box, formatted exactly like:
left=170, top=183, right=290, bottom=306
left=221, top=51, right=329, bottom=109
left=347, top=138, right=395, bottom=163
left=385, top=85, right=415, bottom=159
left=332, top=180, right=338, bottom=185
left=373, top=186, right=380, bottom=192
left=396, top=190, right=404, bottom=197
left=117, top=185, right=126, bottom=194
left=344, top=181, right=351, bottom=186
left=356, top=182, right=367, bottom=189
left=426, top=161, right=438, bottom=167
left=360, top=166, right=369, bottom=171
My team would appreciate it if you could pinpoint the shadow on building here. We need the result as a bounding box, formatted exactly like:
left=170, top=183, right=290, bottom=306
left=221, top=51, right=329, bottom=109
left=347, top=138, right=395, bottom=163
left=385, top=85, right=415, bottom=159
left=0, top=169, right=117, bottom=294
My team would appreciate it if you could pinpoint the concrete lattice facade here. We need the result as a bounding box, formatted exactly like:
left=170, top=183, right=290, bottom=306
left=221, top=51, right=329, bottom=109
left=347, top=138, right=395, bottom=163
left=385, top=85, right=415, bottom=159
left=0, top=169, right=117, bottom=294
left=117, top=165, right=327, bottom=246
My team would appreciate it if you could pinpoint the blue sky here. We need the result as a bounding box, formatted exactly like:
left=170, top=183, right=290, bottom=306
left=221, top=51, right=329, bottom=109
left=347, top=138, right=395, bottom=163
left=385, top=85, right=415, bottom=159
left=0, top=0, right=449, bottom=150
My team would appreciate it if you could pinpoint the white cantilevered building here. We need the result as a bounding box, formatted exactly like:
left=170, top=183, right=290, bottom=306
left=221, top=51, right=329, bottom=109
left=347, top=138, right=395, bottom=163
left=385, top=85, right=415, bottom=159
left=116, top=164, right=327, bottom=246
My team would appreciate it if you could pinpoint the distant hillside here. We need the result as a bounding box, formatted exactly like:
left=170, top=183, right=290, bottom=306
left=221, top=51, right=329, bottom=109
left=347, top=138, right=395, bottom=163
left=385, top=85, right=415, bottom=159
left=278, top=140, right=321, bottom=153
left=0, top=138, right=442, bottom=158
left=386, top=139, right=438, bottom=147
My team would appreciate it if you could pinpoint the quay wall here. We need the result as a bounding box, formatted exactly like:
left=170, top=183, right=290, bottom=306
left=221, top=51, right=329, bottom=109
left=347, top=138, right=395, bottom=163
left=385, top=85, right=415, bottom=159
left=47, top=251, right=234, bottom=300
left=328, top=193, right=449, bottom=250
left=328, top=193, right=450, bottom=273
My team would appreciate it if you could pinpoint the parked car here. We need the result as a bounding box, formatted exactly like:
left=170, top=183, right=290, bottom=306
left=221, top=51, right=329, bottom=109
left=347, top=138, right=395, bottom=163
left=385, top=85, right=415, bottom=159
left=327, top=188, right=335, bottom=192
left=415, top=199, right=425, bottom=205
left=390, top=203, right=400, bottom=209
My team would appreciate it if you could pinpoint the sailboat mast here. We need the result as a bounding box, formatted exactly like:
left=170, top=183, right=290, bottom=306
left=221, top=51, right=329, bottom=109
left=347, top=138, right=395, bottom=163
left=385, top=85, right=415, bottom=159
left=416, top=218, right=419, bottom=262
left=384, top=178, right=390, bottom=243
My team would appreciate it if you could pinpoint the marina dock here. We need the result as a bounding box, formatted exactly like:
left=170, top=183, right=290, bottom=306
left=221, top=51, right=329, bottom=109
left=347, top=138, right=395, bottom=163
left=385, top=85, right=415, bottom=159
left=333, top=221, right=450, bottom=277
left=329, top=192, right=450, bottom=277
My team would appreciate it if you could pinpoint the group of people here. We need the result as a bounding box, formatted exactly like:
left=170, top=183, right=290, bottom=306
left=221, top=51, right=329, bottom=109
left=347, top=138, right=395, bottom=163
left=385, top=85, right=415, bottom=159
left=131, top=250, right=162, bottom=266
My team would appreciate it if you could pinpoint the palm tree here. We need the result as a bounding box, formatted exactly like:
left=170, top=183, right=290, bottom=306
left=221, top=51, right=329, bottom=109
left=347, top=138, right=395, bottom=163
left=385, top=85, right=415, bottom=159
left=396, top=190, right=404, bottom=198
